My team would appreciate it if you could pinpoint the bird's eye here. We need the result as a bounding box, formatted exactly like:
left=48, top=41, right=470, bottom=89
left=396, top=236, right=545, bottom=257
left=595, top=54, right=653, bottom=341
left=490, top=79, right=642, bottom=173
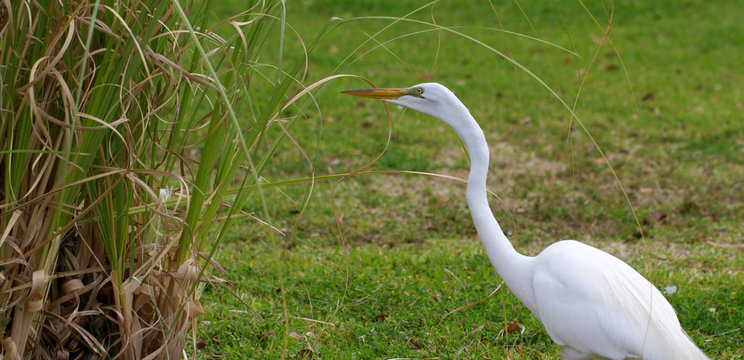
left=404, top=86, right=425, bottom=98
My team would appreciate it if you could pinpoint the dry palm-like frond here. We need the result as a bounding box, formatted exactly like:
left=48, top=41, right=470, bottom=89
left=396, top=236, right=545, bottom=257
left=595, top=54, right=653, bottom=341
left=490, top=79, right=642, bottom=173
left=0, top=0, right=326, bottom=358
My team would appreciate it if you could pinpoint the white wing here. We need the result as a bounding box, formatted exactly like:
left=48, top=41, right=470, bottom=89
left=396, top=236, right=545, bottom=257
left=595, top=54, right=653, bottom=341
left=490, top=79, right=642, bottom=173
left=531, top=240, right=696, bottom=359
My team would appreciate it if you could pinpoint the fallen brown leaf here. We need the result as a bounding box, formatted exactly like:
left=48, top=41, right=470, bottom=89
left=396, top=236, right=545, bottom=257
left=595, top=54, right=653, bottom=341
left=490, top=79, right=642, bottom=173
left=505, top=321, right=521, bottom=334
left=373, top=313, right=389, bottom=322
left=642, top=92, right=656, bottom=101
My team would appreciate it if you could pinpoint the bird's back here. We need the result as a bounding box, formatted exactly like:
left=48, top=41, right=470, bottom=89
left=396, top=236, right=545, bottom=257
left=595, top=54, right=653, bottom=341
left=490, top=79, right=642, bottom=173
left=530, top=240, right=708, bottom=359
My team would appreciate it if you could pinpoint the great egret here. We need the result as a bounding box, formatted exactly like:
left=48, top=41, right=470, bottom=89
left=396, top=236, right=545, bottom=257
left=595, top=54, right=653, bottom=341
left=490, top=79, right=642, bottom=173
left=343, top=83, right=709, bottom=360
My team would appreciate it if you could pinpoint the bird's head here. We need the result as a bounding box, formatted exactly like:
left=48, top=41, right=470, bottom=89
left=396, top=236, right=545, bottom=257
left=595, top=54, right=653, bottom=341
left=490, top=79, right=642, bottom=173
left=342, top=82, right=467, bottom=127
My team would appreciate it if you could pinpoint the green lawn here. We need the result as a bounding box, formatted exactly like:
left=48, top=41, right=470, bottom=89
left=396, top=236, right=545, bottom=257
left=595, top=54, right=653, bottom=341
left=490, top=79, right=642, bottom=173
left=194, top=1, right=743, bottom=358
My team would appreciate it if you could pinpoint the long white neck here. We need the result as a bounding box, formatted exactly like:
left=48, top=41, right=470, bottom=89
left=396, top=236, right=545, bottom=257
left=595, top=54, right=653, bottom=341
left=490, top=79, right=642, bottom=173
left=445, top=102, right=536, bottom=311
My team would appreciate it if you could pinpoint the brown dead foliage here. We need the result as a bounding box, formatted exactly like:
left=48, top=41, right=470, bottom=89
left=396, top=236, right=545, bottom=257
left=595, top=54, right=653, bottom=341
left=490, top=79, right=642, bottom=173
left=0, top=1, right=257, bottom=358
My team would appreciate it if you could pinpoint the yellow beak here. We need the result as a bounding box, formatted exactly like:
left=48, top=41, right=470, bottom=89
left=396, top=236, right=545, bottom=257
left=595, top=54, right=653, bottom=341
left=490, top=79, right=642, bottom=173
left=341, top=88, right=405, bottom=100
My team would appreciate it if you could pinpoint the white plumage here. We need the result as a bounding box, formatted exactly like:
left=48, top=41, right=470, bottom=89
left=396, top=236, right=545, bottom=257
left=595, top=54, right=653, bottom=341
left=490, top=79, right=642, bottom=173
left=343, top=83, right=709, bottom=359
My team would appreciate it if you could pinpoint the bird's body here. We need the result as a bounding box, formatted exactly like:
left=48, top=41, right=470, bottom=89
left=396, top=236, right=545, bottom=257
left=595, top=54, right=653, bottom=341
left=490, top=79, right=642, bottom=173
left=532, top=240, right=706, bottom=359
left=343, top=83, right=709, bottom=360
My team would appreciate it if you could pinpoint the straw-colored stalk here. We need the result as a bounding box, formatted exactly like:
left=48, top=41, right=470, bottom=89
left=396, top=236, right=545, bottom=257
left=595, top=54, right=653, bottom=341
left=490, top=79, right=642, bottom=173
left=0, top=0, right=325, bottom=358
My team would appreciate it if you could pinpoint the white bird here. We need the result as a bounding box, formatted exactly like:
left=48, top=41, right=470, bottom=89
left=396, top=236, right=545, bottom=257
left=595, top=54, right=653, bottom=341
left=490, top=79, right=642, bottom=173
left=343, top=83, right=709, bottom=360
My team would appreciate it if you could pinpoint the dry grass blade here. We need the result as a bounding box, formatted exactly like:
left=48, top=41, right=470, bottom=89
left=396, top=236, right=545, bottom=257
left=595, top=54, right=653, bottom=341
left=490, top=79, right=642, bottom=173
left=1, top=0, right=312, bottom=358
left=441, top=283, right=503, bottom=320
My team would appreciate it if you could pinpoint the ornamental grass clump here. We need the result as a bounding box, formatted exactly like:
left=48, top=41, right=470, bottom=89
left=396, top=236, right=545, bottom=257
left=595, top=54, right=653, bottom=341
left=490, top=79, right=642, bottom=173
left=0, top=0, right=324, bottom=357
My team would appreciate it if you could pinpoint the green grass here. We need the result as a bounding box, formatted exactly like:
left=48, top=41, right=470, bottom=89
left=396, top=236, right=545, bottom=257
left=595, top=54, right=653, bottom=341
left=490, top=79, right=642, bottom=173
left=193, top=0, right=743, bottom=358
